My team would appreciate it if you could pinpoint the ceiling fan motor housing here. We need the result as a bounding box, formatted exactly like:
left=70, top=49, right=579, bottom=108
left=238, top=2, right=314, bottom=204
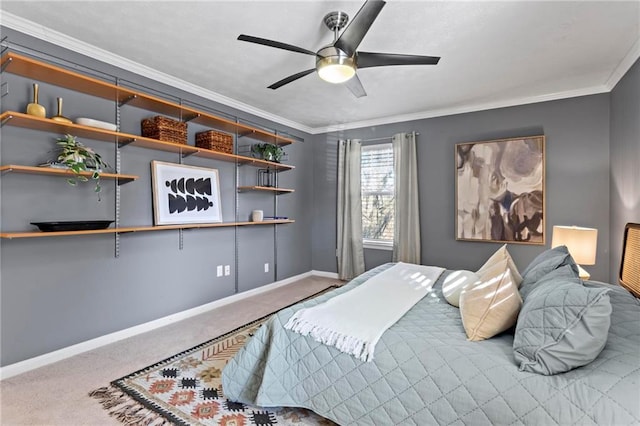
left=323, top=11, right=349, bottom=32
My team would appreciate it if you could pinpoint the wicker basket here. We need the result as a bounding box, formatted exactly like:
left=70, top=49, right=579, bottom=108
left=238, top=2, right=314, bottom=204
left=195, top=130, right=234, bottom=154
left=141, top=116, right=187, bottom=145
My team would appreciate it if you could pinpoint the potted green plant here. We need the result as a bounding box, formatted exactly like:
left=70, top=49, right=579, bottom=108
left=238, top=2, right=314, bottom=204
left=251, top=143, right=284, bottom=163
left=53, top=134, right=110, bottom=199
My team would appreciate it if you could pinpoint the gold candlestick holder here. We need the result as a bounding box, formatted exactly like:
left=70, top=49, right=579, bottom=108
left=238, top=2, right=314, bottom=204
left=51, top=97, right=72, bottom=124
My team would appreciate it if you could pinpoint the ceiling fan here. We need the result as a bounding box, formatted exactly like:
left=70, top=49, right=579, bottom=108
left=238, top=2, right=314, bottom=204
left=237, top=0, right=440, bottom=98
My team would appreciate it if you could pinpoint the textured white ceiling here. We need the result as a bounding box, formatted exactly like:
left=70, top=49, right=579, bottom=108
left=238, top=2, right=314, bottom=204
left=1, top=1, right=639, bottom=133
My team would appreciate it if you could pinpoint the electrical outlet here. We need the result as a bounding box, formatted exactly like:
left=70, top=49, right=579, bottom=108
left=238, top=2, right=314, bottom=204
left=224, top=265, right=231, bottom=276
left=216, top=265, right=223, bottom=277
left=264, top=263, right=269, bottom=273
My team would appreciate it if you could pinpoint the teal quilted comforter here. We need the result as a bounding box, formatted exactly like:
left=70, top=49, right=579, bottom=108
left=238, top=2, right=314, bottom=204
left=222, top=264, right=640, bottom=425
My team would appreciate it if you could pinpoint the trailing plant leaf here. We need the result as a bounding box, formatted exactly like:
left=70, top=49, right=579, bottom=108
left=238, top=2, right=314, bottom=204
left=53, top=134, right=111, bottom=200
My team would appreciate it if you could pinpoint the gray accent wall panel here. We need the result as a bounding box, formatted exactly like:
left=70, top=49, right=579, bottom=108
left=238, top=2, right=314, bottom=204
left=313, top=95, right=612, bottom=281
left=0, top=28, right=311, bottom=366
left=275, top=136, right=313, bottom=280
left=237, top=226, right=275, bottom=292
left=610, top=58, right=640, bottom=284
left=310, top=134, right=339, bottom=272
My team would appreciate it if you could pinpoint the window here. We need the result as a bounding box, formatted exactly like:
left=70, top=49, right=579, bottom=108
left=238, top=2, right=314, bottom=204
left=361, top=143, right=394, bottom=249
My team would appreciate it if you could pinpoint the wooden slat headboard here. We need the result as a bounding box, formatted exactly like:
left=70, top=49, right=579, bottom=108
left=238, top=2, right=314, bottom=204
left=620, top=223, right=640, bottom=298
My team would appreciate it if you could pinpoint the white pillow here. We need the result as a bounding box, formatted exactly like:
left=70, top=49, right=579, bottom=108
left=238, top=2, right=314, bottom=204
left=476, top=244, right=523, bottom=287
left=442, top=270, right=480, bottom=307
left=460, top=258, right=523, bottom=341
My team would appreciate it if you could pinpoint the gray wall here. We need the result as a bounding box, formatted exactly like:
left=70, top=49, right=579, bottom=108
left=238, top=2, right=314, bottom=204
left=1, top=25, right=636, bottom=367
left=0, top=28, right=312, bottom=366
left=610, top=58, right=640, bottom=284
left=313, top=95, right=612, bottom=281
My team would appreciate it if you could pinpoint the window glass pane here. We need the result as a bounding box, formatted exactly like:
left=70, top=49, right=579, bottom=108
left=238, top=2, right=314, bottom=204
left=361, top=144, right=394, bottom=241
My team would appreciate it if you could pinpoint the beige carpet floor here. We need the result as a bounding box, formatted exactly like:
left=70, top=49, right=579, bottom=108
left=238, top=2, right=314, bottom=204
left=0, top=275, right=342, bottom=425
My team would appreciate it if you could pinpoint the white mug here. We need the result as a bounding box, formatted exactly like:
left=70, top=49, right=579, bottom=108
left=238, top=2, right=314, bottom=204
left=252, top=210, right=264, bottom=222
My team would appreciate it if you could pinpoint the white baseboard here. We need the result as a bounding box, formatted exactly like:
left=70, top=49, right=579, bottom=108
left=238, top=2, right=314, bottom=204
left=0, top=270, right=335, bottom=380
left=311, top=270, right=340, bottom=279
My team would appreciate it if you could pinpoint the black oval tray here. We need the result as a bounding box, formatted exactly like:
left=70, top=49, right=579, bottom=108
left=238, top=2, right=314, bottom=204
left=31, top=220, right=114, bottom=232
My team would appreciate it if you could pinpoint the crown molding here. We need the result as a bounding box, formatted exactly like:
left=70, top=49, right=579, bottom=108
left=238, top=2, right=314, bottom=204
left=0, top=12, right=315, bottom=135
left=314, top=84, right=611, bottom=134
left=605, top=37, right=640, bottom=91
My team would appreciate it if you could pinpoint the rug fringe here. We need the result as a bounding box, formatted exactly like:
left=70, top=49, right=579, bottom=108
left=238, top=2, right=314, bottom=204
left=89, top=386, right=172, bottom=425
left=89, top=386, right=128, bottom=409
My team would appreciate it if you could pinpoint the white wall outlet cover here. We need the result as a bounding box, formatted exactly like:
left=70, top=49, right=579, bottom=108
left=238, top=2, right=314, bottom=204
left=216, top=265, right=223, bottom=277
left=224, top=265, right=231, bottom=276
left=264, top=263, right=269, bottom=273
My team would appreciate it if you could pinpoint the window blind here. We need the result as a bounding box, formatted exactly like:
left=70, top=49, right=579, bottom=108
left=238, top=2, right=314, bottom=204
left=361, top=144, right=394, bottom=241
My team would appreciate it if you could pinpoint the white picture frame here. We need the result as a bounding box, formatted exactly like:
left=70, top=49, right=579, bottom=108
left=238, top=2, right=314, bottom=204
left=151, top=161, right=222, bottom=225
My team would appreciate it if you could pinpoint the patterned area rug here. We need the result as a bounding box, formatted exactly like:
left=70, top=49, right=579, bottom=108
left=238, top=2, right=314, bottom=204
left=90, top=287, right=338, bottom=426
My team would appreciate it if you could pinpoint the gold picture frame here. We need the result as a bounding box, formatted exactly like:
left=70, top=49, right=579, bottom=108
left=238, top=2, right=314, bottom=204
left=455, top=135, right=545, bottom=244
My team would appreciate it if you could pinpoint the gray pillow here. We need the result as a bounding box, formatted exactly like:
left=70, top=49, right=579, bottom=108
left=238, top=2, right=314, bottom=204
left=520, top=246, right=579, bottom=299
left=513, top=273, right=611, bottom=375
left=520, top=264, right=579, bottom=300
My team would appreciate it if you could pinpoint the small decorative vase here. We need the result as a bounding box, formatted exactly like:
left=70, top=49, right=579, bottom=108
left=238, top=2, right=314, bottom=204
left=26, top=83, right=46, bottom=118
left=252, top=210, right=264, bottom=222
left=51, top=97, right=72, bottom=124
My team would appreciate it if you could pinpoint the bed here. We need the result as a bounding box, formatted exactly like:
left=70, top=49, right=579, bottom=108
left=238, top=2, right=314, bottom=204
left=222, top=234, right=640, bottom=425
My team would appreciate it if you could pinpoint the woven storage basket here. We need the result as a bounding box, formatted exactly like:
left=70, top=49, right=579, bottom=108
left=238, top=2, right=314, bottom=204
left=141, top=116, right=187, bottom=145
left=195, top=130, right=234, bottom=154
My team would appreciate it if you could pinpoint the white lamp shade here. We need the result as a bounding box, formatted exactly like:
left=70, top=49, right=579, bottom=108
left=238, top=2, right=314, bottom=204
left=551, top=226, right=598, bottom=265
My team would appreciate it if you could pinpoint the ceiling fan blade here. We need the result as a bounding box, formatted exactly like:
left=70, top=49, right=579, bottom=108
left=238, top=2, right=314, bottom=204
left=357, top=51, right=440, bottom=68
left=238, top=34, right=316, bottom=56
left=268, top=68, right=316, bottom=90
left=344, top=74, right=367, bottom=98
left=334, top=0, right=385, bottom=57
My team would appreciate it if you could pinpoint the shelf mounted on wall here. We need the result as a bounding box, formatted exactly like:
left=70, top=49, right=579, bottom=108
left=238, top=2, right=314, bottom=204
left=1, top=51, right=297, bottom=241
left=0, top=220, right=296, bottom=239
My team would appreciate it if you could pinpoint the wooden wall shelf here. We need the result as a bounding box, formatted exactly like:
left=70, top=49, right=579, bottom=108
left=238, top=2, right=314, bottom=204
left=0, top=164, right=138, bottom=184
left=1, top=52, right=135, bottom=103
left=0, top=112, right=295, bottom=171
left=1, top=52, right=296, bottom=245
left=237, top=186, right=294, bottom=194
left=0, top=219, right=295, bottom=239
left=1, top=53, right=294, bottom=146
left=125, top=94, right=294, bottom=146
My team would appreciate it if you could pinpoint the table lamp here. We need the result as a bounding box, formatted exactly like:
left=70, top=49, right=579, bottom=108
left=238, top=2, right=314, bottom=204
left=551, top=225, right=598, bottom=280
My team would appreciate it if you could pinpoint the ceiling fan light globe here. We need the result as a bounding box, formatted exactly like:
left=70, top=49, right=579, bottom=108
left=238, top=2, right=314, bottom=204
left=317, top=56, right=356, bottom=84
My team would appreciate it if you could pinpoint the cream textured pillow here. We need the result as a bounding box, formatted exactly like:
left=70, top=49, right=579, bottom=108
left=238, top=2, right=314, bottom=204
left=460, top=259, right=523, bottom=341
left=442, top=270, right=480, bottom=307
left=476, top=244, right=523, bottom=287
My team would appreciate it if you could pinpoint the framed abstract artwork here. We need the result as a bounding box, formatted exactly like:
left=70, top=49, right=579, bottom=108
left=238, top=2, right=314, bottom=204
left=455, top=135, right=545, bottom=244
left=151, top=161, right=222, bottom=225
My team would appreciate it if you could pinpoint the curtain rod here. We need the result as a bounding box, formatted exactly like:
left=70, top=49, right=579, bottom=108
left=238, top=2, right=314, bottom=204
left=361, top=132, right=419, bottom=143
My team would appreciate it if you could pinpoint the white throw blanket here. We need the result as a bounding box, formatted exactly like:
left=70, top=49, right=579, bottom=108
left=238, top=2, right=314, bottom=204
left=284, top=262, right=445, bottom=362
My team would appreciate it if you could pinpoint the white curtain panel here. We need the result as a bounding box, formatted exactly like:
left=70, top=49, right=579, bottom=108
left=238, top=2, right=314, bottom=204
left=337, top=139, right=365, bottom=280
left=392, top=132, right=421, bottom=264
